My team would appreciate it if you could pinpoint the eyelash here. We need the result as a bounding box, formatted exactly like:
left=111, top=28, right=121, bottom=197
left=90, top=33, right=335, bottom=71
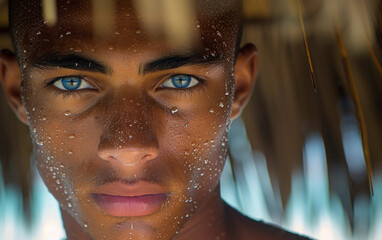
left=45, top=74, right=207, bottom=98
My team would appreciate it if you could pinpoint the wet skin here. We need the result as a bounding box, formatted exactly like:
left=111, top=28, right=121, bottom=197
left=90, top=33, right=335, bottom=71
left=0, top=0, right=263, bottom=239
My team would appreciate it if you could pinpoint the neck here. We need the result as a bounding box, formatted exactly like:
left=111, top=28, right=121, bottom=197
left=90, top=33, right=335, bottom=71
left=174, top=187, right=229, bottom=240
left=61, top=209, right=92, bottom=240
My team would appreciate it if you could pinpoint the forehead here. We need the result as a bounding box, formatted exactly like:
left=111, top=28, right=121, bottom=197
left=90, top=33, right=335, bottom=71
left=11, top=0, right=241, bottom=59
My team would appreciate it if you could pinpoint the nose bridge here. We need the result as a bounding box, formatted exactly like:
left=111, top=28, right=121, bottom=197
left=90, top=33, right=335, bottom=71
left=97, top=89, right=158, bottom=166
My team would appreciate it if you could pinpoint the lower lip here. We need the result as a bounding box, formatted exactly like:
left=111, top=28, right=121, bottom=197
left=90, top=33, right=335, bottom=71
left=91, top=193, right=168, bottom=217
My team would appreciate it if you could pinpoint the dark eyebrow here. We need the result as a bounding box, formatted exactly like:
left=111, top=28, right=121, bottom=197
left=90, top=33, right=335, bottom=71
left=32, top=53, right=113, bottom=75
left=139, top=51, right=222, bottom=75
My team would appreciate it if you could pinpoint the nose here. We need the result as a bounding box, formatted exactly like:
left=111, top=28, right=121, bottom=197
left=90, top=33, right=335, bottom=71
left=98, top=146, right=158, bottom=167
left=96, top=91, right=159, bottom=167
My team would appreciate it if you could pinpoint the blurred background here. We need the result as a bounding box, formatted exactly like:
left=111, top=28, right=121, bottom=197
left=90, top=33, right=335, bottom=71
left=0, top=0, right=381, bottom=239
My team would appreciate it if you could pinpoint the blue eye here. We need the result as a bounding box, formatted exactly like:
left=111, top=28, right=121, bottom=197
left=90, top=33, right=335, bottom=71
left=52, top=76, right=95, bottom=91
left=161, top=75, right=199, bottom=89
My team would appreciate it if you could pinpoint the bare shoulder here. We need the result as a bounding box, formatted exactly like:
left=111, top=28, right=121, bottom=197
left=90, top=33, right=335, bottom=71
left=224, top=203, right=313, bottom=240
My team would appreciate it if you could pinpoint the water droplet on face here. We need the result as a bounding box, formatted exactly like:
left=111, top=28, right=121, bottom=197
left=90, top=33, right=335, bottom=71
left=115, top=31, right=120, bottom=35
left=209, top=108, right=215, bottom=113
left=37, top=31, right=41, bottom=35
left=108, top=46, right=114, bottom=51
left=32, top=107, right=36, bottom=111
left=60, top=164, right=65, bottom=168
left=171, top=107, right=179, bottom=114
left=219, top=102, right=224, bottom=108
left=36, top=140, right=44, bottom=146
left=67, top=203, right=72, bottom=208
left=68, top=150, right=73, bottom=155
left=22, top=64, right=27, bottom=69
left=136, top=30, right=141, bottom=34
left=66, top=31, right=71, bottom=35
left=68, top=134, right=75, bottom=139
left=64, top=110, right=71, bottom=116
left=216, top=31, right=222, bottom=37
left=56, top=179, right=60, bottom=184
left=185, top=123, right=189, bottom=128
left=84, top=224, right=88, bottom=228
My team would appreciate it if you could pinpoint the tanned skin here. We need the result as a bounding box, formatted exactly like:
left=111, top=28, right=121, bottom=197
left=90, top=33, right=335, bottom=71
left=0, top=0, right=311, bottom=239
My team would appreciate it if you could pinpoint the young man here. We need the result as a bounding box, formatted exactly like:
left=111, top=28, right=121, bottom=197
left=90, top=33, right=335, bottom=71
left=0, top=0, right=310, bottom=239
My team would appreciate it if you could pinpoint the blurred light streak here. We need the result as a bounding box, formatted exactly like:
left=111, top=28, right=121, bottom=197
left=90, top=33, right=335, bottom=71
left=340, top=114, right=367, bottom=181
left=133, top=0, right=164, bottom=37
left=253, top=151, right=283, bottom=224
left=242, top=0, right=270, bottom=19
left=42, top=0, right=57, bottom=27
left=369, top=175, right=382, bottom=240
left=92, top=0, right=115, bottom=37
left=222, top=117, right=271, bottom=222
left=0, top=164, right=65, bottom=240
left=161, top=0, right=197, bottom=50
left=0, top=162, right=5, bottom=237
left=335, top=26, right=374, bottom=194
left=285, top=134, right=351, bottom=240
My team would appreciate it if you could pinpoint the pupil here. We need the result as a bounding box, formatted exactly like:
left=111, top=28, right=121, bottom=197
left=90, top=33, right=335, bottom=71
left=62, top=77, right=80, bottom=90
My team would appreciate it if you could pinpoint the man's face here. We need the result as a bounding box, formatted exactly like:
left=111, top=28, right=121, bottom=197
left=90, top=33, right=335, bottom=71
left=11, top=0, right=241, bottom=239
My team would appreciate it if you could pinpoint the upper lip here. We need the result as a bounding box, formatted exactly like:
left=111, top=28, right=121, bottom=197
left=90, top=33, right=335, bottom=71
left=92, top=180, right=167, bottom=197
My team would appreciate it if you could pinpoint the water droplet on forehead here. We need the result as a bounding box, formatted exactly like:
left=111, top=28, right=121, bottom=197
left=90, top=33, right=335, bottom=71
left=68, top=150, right=73, bottom=155
left=171, top=107, right=179, bottom=114
left=68, top=134, right=75, bottom=139
left=64, top=110, right=72, bottom=116
left=209, top=108, right=215, bottom=113
left=108, top=46, right=114, bottom=51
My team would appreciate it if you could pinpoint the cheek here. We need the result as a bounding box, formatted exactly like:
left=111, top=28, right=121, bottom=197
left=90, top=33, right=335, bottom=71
left=27, top=103, right=99, bottom=215
left=161, top=93, right=232, bottom=203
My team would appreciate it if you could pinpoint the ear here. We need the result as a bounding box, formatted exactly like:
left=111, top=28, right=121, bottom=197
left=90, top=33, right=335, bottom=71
left=230, top=43, right=258, bottom=120
left=0, top=49, right=29, bottom=125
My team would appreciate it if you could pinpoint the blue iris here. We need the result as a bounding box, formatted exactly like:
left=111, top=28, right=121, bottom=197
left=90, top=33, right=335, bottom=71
left=171, top=75, right=192, bottom=88
left=61, top=77, right=81, bottom=90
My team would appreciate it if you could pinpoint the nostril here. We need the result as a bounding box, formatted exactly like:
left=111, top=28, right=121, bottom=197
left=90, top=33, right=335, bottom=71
left=98, top=147, right=158, bottom=166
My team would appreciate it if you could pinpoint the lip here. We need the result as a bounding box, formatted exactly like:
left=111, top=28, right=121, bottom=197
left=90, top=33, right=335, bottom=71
left=91, top=181, right=168, bottom=217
